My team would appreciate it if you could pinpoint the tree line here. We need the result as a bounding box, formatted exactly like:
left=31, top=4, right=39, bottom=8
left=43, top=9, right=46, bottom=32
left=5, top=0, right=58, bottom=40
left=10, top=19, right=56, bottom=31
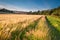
left=28, top=6, right=60, bottom=16
left=0, top=6, right=60, bottom=16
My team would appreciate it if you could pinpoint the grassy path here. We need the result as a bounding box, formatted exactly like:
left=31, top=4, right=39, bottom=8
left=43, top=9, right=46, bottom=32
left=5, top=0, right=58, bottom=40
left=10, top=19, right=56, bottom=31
left=19, top=16, right=60, bottom=40
left=19, top=16, right=50, bottom=40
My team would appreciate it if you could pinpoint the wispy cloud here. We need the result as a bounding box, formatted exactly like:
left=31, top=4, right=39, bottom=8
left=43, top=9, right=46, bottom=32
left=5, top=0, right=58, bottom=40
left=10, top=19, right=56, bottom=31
left=0, top=0, right=51, bottom=12
left=0, top=4, right=30, bottom=12
left=0, top=0, right=60, bottom=12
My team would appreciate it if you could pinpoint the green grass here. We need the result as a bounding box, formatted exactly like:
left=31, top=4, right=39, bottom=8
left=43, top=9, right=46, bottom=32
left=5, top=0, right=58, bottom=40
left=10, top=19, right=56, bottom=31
left=47, top=16, right=60, bottom=31
left=46, top=16, right=60, bottom=40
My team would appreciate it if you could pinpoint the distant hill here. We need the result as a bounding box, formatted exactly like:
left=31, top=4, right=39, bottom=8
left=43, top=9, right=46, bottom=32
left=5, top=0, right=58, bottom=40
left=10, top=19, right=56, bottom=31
left=0, top=6, right=60, bottom=16
left=0, top=8, right=14, bottom=13
left=14, top=11, right=28, bottom=14
left=0, top=8, right=28, bottom=14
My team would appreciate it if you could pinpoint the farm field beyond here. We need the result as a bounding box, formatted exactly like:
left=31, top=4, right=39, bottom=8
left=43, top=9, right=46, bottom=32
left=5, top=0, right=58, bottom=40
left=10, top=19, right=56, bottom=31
left=0, top=14, right=60, bottom=40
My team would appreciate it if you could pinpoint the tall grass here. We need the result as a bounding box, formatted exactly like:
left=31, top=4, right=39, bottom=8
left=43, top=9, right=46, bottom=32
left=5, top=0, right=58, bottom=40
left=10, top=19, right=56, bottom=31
left=19, top=16, right=42, bottom=40
left=0, top=14, right=60, bottom=40
left=0, top=14, right=41, bottom=40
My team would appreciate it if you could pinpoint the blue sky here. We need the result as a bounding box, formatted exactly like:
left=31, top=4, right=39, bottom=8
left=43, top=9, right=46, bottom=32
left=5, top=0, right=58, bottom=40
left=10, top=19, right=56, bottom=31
left=0, top=0, right=60, bottom=11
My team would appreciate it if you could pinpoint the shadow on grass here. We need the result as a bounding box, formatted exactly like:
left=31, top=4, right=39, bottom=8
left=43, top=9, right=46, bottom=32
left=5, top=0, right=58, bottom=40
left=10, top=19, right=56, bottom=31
left=46, top=17, right=60, bottom=40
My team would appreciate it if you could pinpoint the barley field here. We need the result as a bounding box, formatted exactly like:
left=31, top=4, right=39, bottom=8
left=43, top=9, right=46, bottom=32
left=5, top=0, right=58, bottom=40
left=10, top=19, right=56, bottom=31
left=0, top=14, right=60, bottom=40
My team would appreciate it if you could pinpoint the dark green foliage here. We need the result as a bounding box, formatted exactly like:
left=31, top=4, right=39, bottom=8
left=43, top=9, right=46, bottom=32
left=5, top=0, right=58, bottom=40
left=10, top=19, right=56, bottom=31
left=29, top=6, right=60, bottom=16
